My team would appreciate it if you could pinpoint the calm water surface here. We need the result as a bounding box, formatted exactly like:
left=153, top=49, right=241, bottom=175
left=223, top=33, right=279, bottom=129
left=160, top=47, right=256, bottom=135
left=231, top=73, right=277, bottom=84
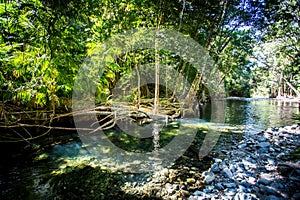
left=1, top=99, right=299, bottom=199
left=202, top=98, right=299, bottom=133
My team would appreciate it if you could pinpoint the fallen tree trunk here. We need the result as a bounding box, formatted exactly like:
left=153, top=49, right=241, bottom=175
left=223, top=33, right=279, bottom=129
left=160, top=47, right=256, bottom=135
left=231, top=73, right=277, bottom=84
left=0, top=100, right=182, bottom=143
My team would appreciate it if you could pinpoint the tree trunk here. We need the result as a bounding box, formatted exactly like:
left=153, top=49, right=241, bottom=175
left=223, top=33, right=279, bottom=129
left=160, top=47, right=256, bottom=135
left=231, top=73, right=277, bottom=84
left=206, top=0, right=228, bottom=52
left=190, top=0, right=228, bottom=101
left=283, top=77, right=300, bottom=97
left=135, top=64, right=141, bottom=109
left=170, top=61, right=187, bottom=101
left=184, top=73, right=202, bottom=107
left=153, top=32, right=160, bottom=114
left=278, top=72, right=283, bottom=97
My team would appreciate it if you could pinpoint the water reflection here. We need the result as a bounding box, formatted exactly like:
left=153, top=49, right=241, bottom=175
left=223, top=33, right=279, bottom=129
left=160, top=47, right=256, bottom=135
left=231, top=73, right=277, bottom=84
left=152, top=123, right=160, bottom=151
left=201, top=98, right=299, bottom=134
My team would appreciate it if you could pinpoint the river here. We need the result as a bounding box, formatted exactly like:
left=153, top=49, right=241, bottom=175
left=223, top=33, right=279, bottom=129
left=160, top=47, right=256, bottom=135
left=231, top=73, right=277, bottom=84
left=0, top=98, right=299, bottom=199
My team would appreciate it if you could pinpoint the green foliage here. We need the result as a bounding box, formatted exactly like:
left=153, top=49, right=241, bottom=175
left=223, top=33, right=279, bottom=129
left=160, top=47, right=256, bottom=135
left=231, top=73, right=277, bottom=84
left=215, top=30, right=254, bottom=97
left=251, top=0, right=300, bottom=97
left=1, top=0, right=298, bottom=110
left=0, top=0, right=94, bottom=108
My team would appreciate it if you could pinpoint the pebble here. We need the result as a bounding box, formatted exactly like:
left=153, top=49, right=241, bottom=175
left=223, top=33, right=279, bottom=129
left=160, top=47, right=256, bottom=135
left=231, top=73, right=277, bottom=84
left=292, top=193, right=300, bottom=200
left=257, top=142, right=271, bottom=148
left=193, top=190, right=203, bottom=196
left=258, top=178, right=272, bottom=185
left=216, top=182, right=224, bottom=190
left=223, top=167, right=234, bottom=179
left=210, top=163, right=220, bottom=173
left=224, top=182, right=236, bottom=188
left=188, top=124, right=300, bottom=200
left=214, top=158, right=223, bottom=163
left=262, top=195, right=282, bottom=200
left=258, top=136, right=267, bottom=142
left=118, top=124, right=300, bottom=200
left=186, top=178, right=196, bottom=184
left=203, top=172, right=215, bottom=184
left=238, top=143, right=247, bottom=149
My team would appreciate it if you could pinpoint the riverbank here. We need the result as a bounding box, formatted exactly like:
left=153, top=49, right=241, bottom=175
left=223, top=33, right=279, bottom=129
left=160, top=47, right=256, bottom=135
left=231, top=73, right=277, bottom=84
left=120, top=124, right=300, bottom=200
left=187, top=124, right=300, bottom=200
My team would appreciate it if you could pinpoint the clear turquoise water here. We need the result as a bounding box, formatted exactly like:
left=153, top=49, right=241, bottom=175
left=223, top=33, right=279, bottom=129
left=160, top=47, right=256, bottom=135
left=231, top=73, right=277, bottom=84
left=0, top=99, right=299, bottom=199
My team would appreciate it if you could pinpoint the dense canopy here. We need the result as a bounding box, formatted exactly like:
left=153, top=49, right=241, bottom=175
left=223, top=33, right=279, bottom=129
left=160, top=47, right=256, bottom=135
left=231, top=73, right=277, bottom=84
left=0, top=0, right=299, bottom=108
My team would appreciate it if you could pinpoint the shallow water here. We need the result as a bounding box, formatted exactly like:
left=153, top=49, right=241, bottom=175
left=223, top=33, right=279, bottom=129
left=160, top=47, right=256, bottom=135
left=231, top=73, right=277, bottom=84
left=0, top=99, right=299, bottom=199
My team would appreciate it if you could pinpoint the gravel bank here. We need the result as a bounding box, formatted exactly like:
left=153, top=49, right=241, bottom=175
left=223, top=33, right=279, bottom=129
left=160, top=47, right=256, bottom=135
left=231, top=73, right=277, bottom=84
left=189, top=124, right=300, bottom=200
left=122, top=124, right=300, bottom=200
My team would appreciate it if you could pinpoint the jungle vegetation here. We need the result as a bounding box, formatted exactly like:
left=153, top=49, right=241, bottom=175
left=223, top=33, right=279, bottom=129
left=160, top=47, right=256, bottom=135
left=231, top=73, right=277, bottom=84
left=0, top=0, right=299, bottom=140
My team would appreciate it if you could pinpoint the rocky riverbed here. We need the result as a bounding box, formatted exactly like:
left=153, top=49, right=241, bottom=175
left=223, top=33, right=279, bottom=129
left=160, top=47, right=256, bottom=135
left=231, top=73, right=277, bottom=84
left=121, top=124, right=300, bottom=200
left=3, top=124, right=299, bottom=200
left=189, top=124, right=300, bottom=200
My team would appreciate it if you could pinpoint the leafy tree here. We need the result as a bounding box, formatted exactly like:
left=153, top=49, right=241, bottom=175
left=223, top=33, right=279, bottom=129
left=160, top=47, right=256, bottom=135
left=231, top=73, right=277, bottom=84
left=251, top=0, right=300, bottom=97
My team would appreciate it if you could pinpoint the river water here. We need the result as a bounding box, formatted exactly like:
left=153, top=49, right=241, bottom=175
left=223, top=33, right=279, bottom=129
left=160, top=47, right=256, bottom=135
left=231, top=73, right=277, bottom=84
left=0, top=98, right=299, bottom=199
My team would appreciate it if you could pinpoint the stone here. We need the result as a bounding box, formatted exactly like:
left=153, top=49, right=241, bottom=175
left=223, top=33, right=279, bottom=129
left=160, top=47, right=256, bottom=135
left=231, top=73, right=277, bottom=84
left=167, top=188, right=175, bottom=195
left=169, top=194, right=178, bottom=200
left=238, top=143, right=247, bottom=149
left=258, top=136, right=267, bottom=142
left=180, top=190, right=190, bottom=196
left=186, top=178, right=196, bottom=184
left=241, top=180, right=251, bottom=188
left=236, top=166, right=244, bottom=173
left=221, top=150, right=229, bottom=154
left=224, top=182, right=236, bottom=188
left=239, top=185, right=247, bottom=193
left=216, top=182, right=224, bottom=190
left=224, top=188, right=237, bottom=196
left=248, top=177, right=256, bottom=185
left=292, top=193, right=300, bottom=200
left=269, top=147, right=275, bottom=152
left=179, top=124, right=300, bottom=200
left=214, top=158, right=222, bottom=163
left=210, top=163, right=220, bottom=173
left=234, top=193, right=258, bottom=200
left=193, top=190, right=203, bottom=196
left=258, top=178, right=272, bottom=185
left=223, top=167, right=234, bottom=179
left=257, top=142, right=270, bottom=149
left=260, top=185, right=278, bottom=196
left=161, top=168, right=169, bottom=176
left=267, top=158, right=275, bottom=165
left=234, top=193, right=246, bottom=200
left=204, top=172, right=215, bottom=184
left=229, top=164, right=237, bottom=173
left=242, top=159, right=254, bottom=169
left=203, top=187, right=212, bottom=193
left=165, top=183, right=172, bottom=189
left=266, top=128, right=273, bottom=133
left=272, top=183, right=284, bottom=189
left=262, top=195, right=281, bottom=200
